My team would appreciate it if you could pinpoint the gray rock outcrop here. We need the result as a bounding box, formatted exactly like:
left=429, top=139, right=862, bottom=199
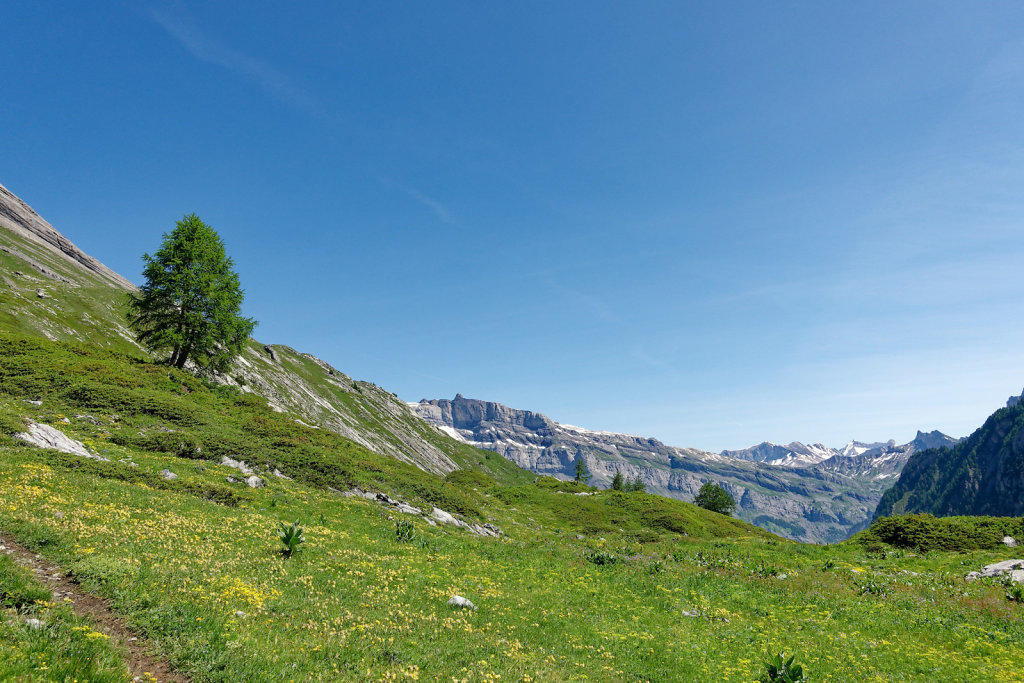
left=966, top=559, right=1024, bottom=582
left=409, top=394, right=952, bottom=543
left=15, top=421, right=107, bottom=461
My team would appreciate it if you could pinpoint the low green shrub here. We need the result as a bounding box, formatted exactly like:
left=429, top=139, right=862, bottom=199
left=856, top=514, right=1024, bottom=552
left=0, top=402, right=25, bottom=436
left=586, top=550, right=618, bottom=566
left=855, top=576, right=887, bottom=596
left=444, top=469, right=497, bottom=489
left=395, top=519, right=416, bottom=543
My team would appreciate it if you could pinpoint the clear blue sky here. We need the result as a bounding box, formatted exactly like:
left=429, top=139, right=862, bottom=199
left=4, top=2, right=1024, bottom=450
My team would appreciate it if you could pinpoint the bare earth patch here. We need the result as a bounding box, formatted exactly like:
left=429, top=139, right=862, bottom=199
left=0, top=529, right=188, bottom=683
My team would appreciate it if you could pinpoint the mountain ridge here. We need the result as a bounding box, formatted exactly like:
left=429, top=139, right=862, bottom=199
left=410, top=394, right=958, bottom=542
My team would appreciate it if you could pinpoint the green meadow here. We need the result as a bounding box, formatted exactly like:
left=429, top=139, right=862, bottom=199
left=1, top=334, right=1023, bottom=681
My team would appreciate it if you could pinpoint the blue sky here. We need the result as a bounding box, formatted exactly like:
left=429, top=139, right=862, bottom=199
left=4, top=2, right=1024, bottom=450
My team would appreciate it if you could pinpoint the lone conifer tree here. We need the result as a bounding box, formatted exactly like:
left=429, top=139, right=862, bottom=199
left=611, top=469, right=624, bottom=491
left=574, top=456, right=591, bottom=485
left=127, top=214, right=255, bottom=374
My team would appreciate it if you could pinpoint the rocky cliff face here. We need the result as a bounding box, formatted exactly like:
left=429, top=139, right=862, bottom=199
left=0, top=183, right=134, bottom=290
left=410, top=395, right=957, bottom=543
left=0, top=182, right=492, bottom=478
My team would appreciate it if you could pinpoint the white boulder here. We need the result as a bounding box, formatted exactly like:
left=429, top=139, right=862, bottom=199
left=15, top=421, right=107, bottom=460
left=447, top=595, right=477, bottom=611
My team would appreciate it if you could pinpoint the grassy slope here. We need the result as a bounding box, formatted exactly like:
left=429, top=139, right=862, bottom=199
left=0, top=239, right=140, bottom=356
left=249, top=341, right=532, bottom=483
left=0, top=337, right=1022, bottom=680
left=0, top=553, right=132, bottom=682
left=3, top=220, right=526, bottom=480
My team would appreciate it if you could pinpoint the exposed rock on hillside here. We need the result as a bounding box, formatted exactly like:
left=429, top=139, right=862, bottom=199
left=411, top=395, right=955, bottom=543
left=0, top=183, right=134, bottom=289
left=15, top=421, right=106, bottom=461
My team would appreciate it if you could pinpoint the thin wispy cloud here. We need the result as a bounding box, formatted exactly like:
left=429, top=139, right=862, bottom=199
left=377, top=177, right=456, bottom=225
left=149, top=5, right=324, bottom=118
left=403, top=187, right=454, bottom=225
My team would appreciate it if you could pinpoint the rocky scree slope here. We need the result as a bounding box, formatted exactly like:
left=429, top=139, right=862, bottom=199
left=875, top=393, right=1024, bottom=519
left=0, top=182, right=513, bottom=479
left=412, top=395, right=956, bottom=543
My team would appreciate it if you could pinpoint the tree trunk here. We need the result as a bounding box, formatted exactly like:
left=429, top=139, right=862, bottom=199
left=174, top=343, right=191, bottom=369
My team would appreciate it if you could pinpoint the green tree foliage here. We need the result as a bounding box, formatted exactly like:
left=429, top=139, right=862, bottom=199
left=625, top=475, right=646, bottom=492
left=574, top=456, right=591, bottom=485
left=127, top=215, right=255, bottom=374
left=611, top=469, right=624, bottom=491
left=694, top=482, right=736, bottom=515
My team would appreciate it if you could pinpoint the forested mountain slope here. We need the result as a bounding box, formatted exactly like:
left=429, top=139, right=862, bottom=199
left=875, top=397, right=1024, bottom=518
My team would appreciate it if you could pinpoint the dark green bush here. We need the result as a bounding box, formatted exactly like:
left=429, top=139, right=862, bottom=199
left=857, top=514, right=1024, bottom=552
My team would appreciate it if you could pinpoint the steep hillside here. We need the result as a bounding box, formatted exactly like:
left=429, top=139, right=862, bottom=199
left=875, top=398, right=1024, bottom=519
left=0, top=182, right=514, bottom=479
left=411, top=395, right=953, bottom=543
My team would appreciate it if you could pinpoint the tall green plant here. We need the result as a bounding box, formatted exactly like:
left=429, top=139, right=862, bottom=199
left=760, top=651, right=807, bottom=682
left=694, top=482, right=736, bottom=516
left=278, top=520, right=306, bottom=557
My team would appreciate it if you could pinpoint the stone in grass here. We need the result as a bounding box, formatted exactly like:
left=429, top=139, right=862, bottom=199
left=245, top=475, right=265, bottom=488
left=160, top=469, right=178, bottom=480
left=447, top=595, right=477, bottom=611
left=966, top=559, right=1024, bottom=581
left=1004, top=536, right=1018, bottom=548
left=15, top=421, right=108, bottom=461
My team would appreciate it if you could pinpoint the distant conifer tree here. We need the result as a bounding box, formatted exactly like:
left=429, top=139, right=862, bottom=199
left=574, top=456, right=591, bottom=485
left=611, top=469, right=624, bottom=490
left=625, top=475, right=646, bottom=493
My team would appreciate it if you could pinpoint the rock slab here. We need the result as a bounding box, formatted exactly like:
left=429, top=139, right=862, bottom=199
left=15, top=421, right=107, bottom=460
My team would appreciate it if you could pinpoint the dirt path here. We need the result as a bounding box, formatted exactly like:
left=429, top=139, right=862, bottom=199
left=0, top=529, right=189, bottom=683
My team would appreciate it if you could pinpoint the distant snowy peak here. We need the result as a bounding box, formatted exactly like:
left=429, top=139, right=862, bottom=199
left=838, top=440, right=891, bottom=458
left=719, top=441, right=837, bottom=468
left=722, top=430, right=959, bottom=470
